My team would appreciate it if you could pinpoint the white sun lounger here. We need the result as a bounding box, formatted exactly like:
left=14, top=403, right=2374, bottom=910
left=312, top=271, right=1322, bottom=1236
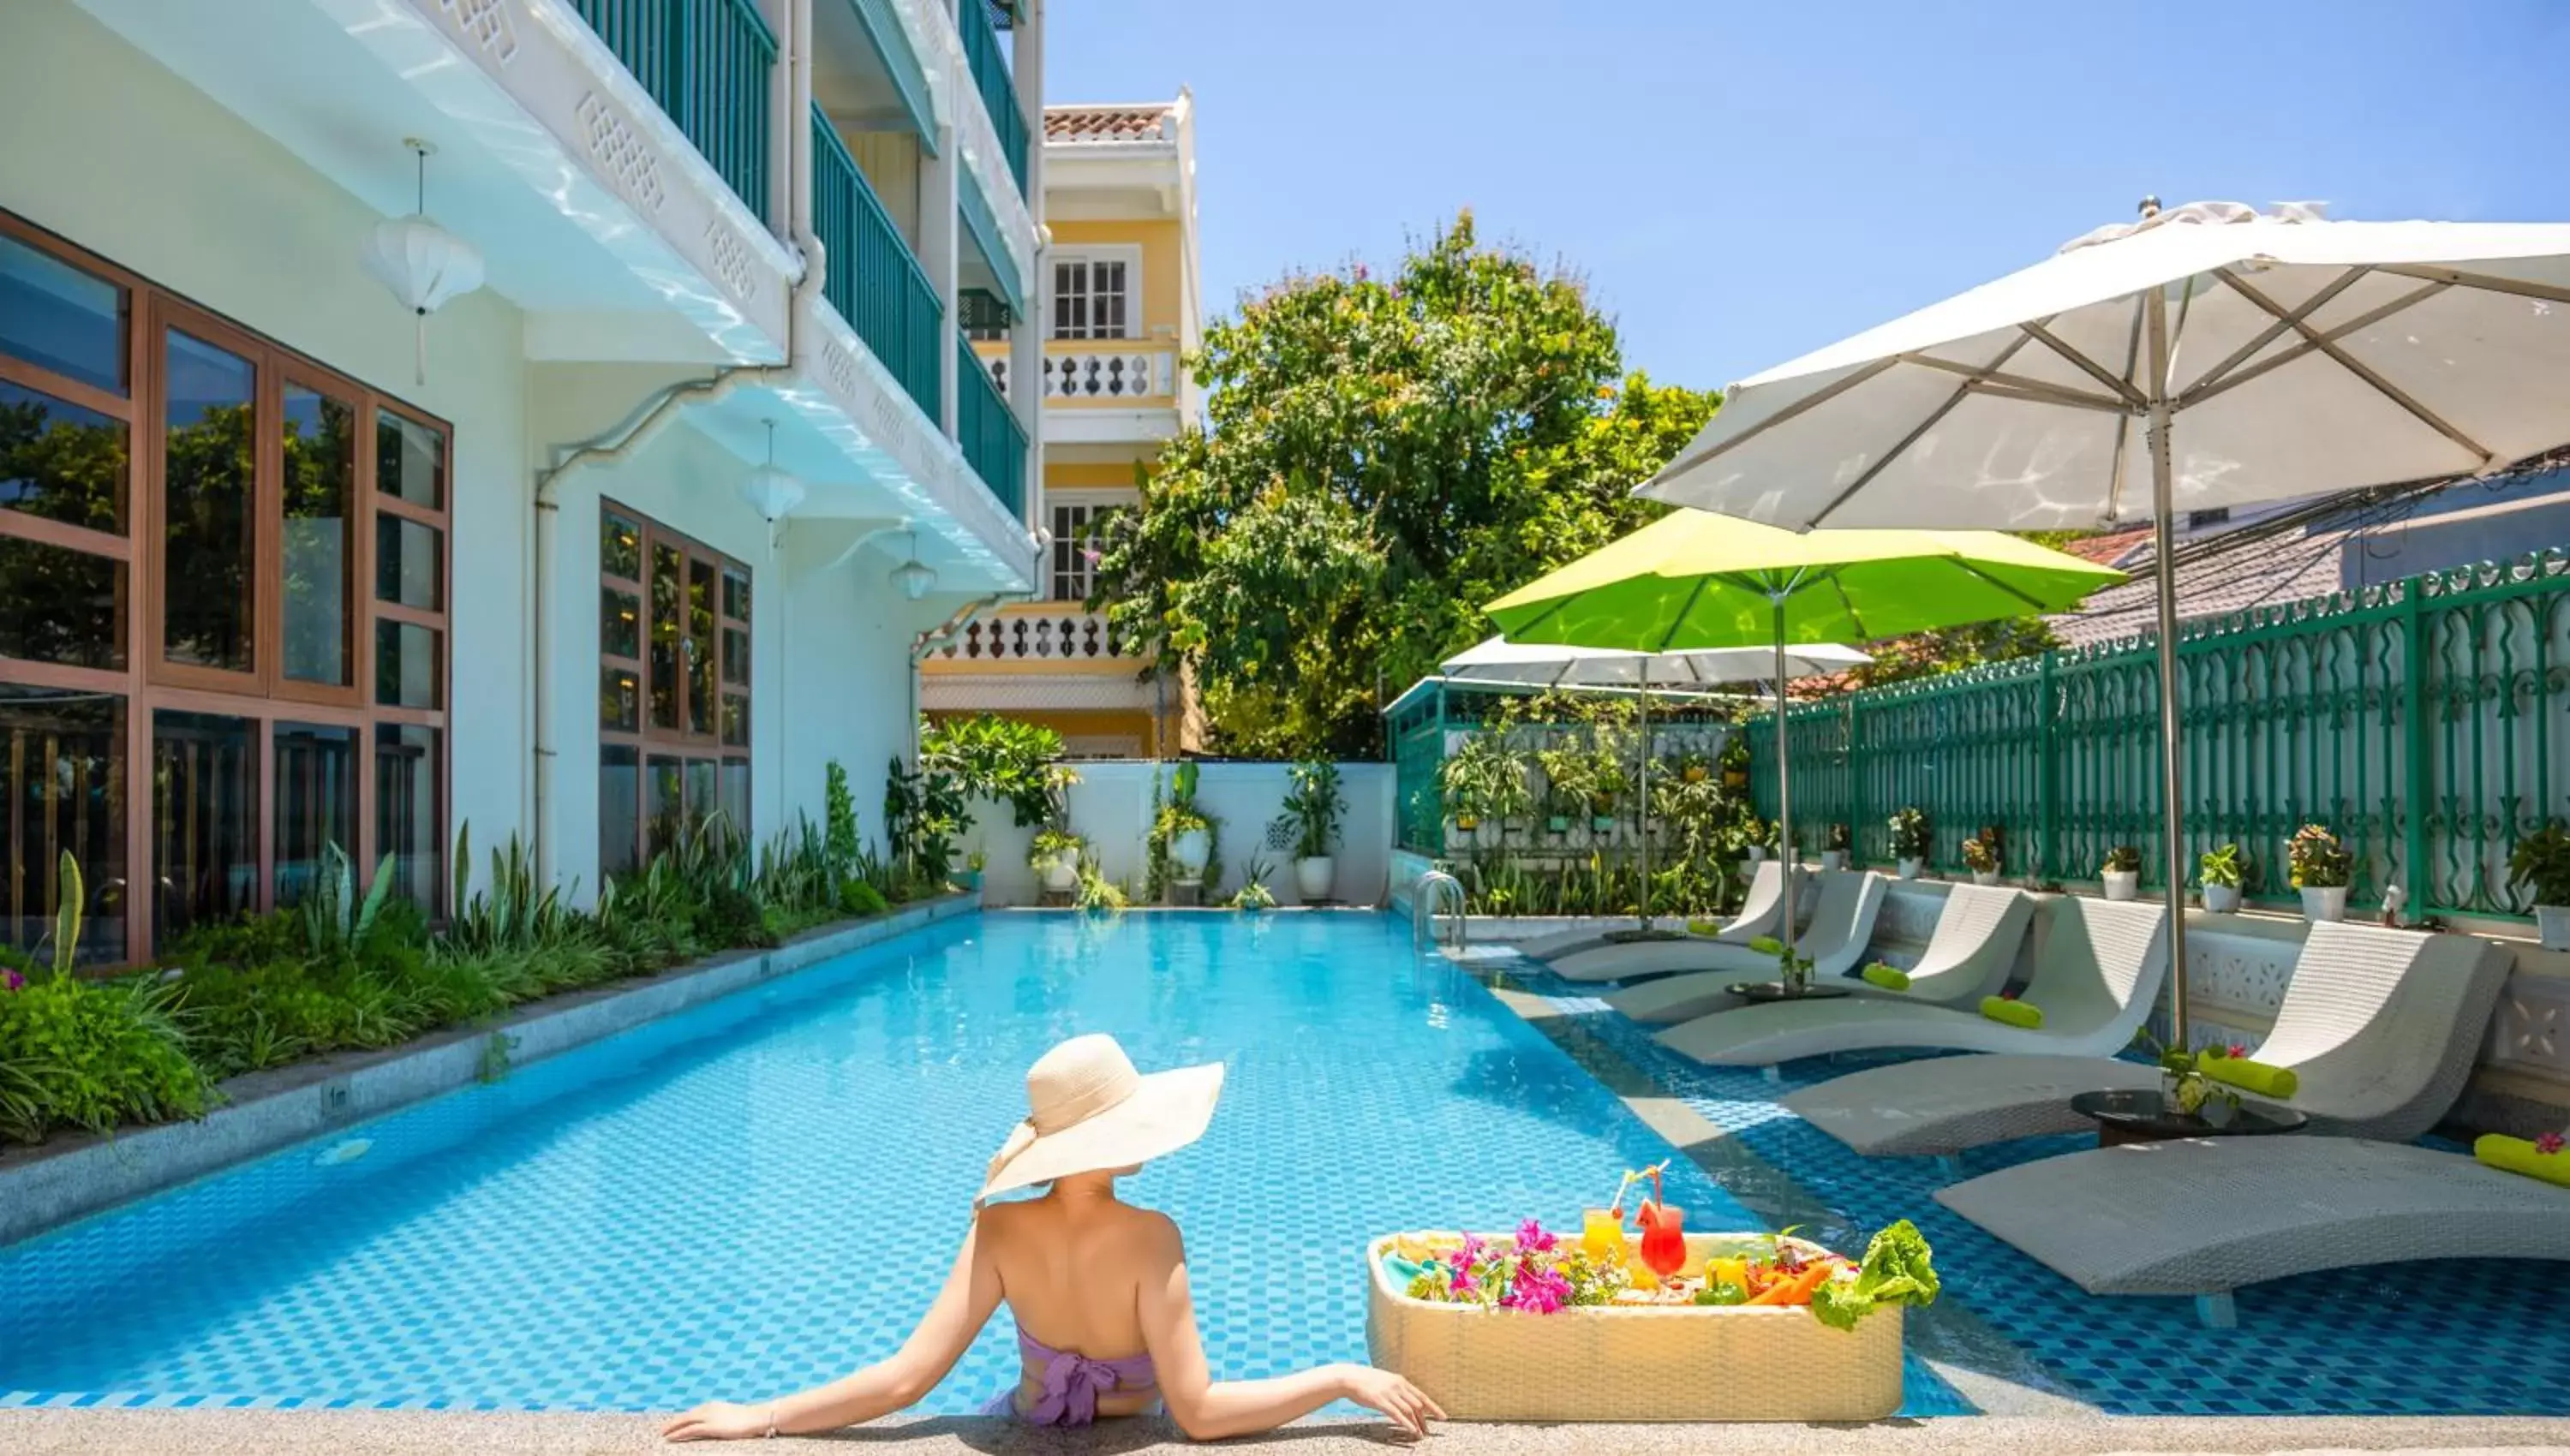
left=1784, top=922, right=2510, bottom=1156
left=1653, top=896, right=2165, bottom=1065
left=1608, top=882, right=2029, bottom=1025
left=1554, top=869, right=1880, bottom=985
left=1514, top=862, right=1794, bottom=964
left=1935, top=1137, right=2570, bottom=1326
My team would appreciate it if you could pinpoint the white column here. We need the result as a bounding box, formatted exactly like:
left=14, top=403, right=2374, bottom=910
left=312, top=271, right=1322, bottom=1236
left=920, top=122, right=959, bottom=435
left=1010, top=0, right=1046, bottom=530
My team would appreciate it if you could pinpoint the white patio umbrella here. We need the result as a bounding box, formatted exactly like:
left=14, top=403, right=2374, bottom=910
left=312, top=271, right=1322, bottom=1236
left=1437, top=635, right=1873, bottom=933
left=1641, top=200, right=2570, bottom=1041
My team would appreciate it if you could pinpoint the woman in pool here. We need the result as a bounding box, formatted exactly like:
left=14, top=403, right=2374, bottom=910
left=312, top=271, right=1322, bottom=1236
left=661, top=1033, right=1443, bottom=1442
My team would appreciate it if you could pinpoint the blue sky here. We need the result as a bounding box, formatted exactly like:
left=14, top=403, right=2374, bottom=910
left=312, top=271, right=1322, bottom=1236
left=1048, top=0, right=2570, bottom=392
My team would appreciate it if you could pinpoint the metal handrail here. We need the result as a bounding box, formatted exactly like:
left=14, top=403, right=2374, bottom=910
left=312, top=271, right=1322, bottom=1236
left=1412, top=870, right=1466, bottom=952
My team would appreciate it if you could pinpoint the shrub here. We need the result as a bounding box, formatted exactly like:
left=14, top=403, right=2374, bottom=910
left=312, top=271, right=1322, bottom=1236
left=1888, top=808, right=1931, bottom=860
left=2286, top=825, right=2351, bottom=889
left=2200, top=843, right=2247, bottom=891
left=2102, top=844, right=2144, bottom=874
left=2507, top=824, right=2570, bottom=906
left=0, top=973, right=206, bottom=1143
left=840, top=879, right=888, bottom=917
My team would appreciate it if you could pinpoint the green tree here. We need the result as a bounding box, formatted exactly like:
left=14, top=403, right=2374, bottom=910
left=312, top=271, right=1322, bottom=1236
left=1090, top=213, right=1718, bottom=757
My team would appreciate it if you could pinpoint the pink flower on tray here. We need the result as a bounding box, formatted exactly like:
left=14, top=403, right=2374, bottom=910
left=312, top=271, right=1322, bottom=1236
left=2226, top=1042, right=2250, bottom=1059
left=1, top=968, right=21, bottom=992
left=1500, top=1265, right=1570, bottom=1315
left=2537, top=1131, right=2566, bottom=1156
left=1515, top=1218, right=1557, bottom=1254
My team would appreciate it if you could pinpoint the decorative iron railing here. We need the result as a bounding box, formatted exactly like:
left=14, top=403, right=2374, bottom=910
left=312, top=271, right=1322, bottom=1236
left=987, top=349, right=1176, bottom=402
left=1744, top=549, right=2570, bottom=919
left=568, top=0, right=776, bottom=219
left=957, top=331, right=1027, bottom=519
left=812, top=109, right=941, bottom=418
left=956, top=0, right=1030, bottom=189
left=937, top=611, right=1135, bottom=662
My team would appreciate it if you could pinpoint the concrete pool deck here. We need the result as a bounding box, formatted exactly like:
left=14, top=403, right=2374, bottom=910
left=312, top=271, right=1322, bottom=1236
left=5, top=1409, right=2569, bottom=1454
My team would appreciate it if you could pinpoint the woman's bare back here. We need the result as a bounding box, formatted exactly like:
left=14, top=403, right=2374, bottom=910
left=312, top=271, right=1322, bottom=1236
left=977, top=1193, right=1175, bottom=1416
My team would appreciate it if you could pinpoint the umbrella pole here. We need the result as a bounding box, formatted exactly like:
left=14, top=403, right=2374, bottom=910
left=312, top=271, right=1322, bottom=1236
left=2146, top=289, right=2191, bottom=1049
left=1637, top=687, right=1653, bottom=931
left=1773, top=598, right=1797, bottom=968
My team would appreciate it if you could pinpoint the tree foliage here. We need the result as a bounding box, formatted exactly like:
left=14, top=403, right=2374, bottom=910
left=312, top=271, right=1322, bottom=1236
left=1089, top=213, right=1718, bottom=757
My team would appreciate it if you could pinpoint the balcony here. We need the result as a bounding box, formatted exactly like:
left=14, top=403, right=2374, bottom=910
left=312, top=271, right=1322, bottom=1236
left=958, top=331, right=1030, bottom=518
left=811, top=108, right=942, bottom=418
left=988, top=345, right=1177, bottom=403
left=937, top=609, right=1139, bottom=664
left=956, top=0, right=1030, bottom=190
left=567, top=0, right=775, bottom=221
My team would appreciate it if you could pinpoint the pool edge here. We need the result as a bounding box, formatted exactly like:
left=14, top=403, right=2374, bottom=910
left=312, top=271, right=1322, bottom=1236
left=0, top=893, right=980, bottom=1248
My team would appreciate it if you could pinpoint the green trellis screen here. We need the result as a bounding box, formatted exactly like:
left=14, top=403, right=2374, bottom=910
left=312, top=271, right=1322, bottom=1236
left=1744, top=549, right=2570, bottom=919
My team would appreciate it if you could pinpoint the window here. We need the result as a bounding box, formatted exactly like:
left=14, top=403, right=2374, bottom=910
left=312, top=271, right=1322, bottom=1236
left=2186, top=507, right=2232, bottom=530
left=0, top=209, right=451, bottom=960
left=599, top=502, right=751, bottom=874
left=1049, top=502, right=1121, bottom=602
left=1052, top=255, right=1133, bottom=341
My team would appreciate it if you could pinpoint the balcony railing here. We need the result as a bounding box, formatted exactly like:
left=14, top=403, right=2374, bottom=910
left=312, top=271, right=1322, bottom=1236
left=812, top=108, right=941, bottom=418
left=989, top=348, right=1176, bottom=402
left=957, top=331, right=1027, bottom=519
left=939, top=610, right=1136, bottom=662
left=956, top=0, right=1030, bottom=190
left=568, top=0, right=775, bottom=219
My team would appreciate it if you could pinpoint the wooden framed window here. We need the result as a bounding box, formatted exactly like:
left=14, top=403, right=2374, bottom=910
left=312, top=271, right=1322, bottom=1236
left=598, top=500, right=750, bottom=877
left=0, top=208, right=451, bottom=964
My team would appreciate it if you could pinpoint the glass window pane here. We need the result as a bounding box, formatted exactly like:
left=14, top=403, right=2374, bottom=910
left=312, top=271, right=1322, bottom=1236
left=685, top=757, right=717, bottom=832
left=376, top=408, right=444, bottom=509
left=162, top=329, right=255, bottom=672
left=375, top=516, right=443, bottom=611
left=645, top=754, right=684, bottom=857
left=720, top=757, right=750, bottom=837
left=0, top=379, right=127, bottom=534
left=374, top=723, right=441, bottom=916
left=602, top=509, right=642, bottom=580
left=720, top=691, right=749, bottom=747
left=0, top=535, right=124, bottom=669
left=152, top=709, right=258, bottom=943
left=272, top=723, right=356, bottom=907
left=721, top=565, right=750, bottom=622
left=601, top=666, right=639, bottom=731
left=648, top=544, right=681, bottom=730
left=601, top=587, right=640, bottom=659
left=374, top=620, right=442, bottom=708
left=0, top=232, right=124, bottom=395
left=281, top=385, right=355, bottom=687
left=2, top=685, right=128, bottom=967
left=720, top=625, right=748, bottom=686
left=687, top=558, right=716, bottom=737
left=600, top=743, right=640, bottom=880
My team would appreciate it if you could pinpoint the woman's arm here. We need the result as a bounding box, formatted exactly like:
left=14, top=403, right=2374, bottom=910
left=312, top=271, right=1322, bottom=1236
left=1135, top=1217, right=1441, bottom=1441
left=661, top=1217, right=1004, bottom=1442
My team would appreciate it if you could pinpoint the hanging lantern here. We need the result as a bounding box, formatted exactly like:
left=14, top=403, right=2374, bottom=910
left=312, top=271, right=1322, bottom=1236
left=738, top=421, right=806, bottom=522
left=362, top=140, right=484, bottom=386
left=891, top=530, right=937, bottom=600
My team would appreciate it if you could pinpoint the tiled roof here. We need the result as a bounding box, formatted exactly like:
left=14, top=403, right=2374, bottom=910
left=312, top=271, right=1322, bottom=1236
left=1045, top=105, right=1174, bottom=145
left=2047, top=528, right=2355, bottom=649
left=2060, top=528, right=2151, bottom=568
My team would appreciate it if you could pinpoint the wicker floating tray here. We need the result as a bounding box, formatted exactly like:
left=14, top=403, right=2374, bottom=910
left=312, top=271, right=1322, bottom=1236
left=1365, top=1232, right=1905, bottom=1423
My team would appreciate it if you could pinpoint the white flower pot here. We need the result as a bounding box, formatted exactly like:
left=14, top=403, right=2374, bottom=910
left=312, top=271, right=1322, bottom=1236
left=1039, top=856, right=1079, bottom=893
left=2537, top=904, right=2570, bottom=952
left=1820, top=850, right=1847, bottom=872
left=2300, top=885, right=2349, bottom=923
left=1746, top=845, right=1767, bottom=863
left=1294, top=856, right=1335, bottom=901
left=2101, top=870, right=2140, bottom=902
left=2202, top=883, right=2242, bottom=914
left=1971, top=868, right=2001, bottom=887
left=1170, top=828, right=1210, bottom=881
left=1896, top=856, right=1923, bottom=881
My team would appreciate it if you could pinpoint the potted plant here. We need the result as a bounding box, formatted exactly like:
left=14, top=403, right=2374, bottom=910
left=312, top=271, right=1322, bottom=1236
left=1587, top=740, right=1629, bottom=832
left=1718, top=733, right=1753, bottom=789
left=1888, top=808, right=1930, bottom=880
left=2509, top=824, right=2570, bottom=949
left=2100, top=844, right=2143, bottom=901
left=1676, top=750, right=1713, bottom=785
left=1441, top=733, right=1530, bottom=844
left=1821, top=823, right=1852, bottom=873
left=1160, top=761, right=1215, bottom=883
left=1282, top=759, right=1346, bottom=902
left=1533, top=744, right=1587, bottom=836
left=1029, top=826, right=1085, bottom=893
left=2200, top=842, right=2246, bottom=914
left=1961, top=833, right=2001, bottom=886
left=2287, top=824, right=2352, bottom=922
left=1231, top=853, right=1278, bottom=912
left=959, top=847, right=987, bottom=892
left=1743, top=816, right=1772, bottom=864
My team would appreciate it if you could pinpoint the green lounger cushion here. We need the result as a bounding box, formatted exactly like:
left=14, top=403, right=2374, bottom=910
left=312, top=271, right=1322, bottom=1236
left=2475, top=1134, right=2570, bottom=1189
left=1978, top=995, right=2042, bottom=1029
left=2200, top=1048, right=2299, bottom=1100
left=1860, top=963, right=1910, bottom=992
left=1748, top=935, right=1784, bottom=955
left=1688, top=918, right=1723, bottom=937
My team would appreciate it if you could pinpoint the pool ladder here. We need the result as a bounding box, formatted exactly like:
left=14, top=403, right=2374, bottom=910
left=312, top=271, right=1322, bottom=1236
left=1413, top=870, right=1467, bottom=952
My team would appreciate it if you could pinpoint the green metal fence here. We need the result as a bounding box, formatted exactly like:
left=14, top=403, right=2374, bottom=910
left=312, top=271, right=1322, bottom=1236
left=811, top=109, right=943, bottom=418
left=1744, top=549, right=2570, bottom=918
left=957, top=332, right=1027, bottom=519
left=570, top=0, right=776, bottom=219
left=957, top=0, right=1031, bottom=190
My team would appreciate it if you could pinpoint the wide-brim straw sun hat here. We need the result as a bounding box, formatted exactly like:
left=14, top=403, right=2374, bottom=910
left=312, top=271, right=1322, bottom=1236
left=977, top=1033, right=1226, bottom=1203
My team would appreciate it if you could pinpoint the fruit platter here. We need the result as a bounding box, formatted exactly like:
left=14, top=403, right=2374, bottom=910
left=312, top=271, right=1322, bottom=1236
left=1363, top=1166, right=1933, bottom=1423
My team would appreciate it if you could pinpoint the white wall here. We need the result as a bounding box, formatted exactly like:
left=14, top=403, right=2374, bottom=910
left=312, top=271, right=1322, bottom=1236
left=965, top=762, right=1396, bottom=907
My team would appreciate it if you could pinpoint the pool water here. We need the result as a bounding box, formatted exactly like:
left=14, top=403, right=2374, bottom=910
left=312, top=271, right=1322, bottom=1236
left=0, top=913, right=1960, bottom=1414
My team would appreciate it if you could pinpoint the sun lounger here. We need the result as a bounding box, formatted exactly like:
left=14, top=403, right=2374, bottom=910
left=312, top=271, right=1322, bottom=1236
left=1653, top=896, right=2164, bottom=1065
left=1784, top=921, right=2509, bottom=1155
left=1520, top=861, right=1796, bottom=969
left=1608, top=882, right=2028, bottom=1025
left=1935, top=1137, right=2570, bottom=1326
left=1552, top=869, right=1880, bottom=985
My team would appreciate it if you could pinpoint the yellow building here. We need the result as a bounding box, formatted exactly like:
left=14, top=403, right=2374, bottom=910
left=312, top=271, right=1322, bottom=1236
left=929, top=94, right=1203, bottom=757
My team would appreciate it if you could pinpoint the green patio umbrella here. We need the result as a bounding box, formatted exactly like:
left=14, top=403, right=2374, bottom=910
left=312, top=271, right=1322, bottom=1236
left=1485, top=509, right=2124, bottom=966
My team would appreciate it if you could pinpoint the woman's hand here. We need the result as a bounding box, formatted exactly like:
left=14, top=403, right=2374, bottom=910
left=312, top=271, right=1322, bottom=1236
left=1337, top=1364, right=1444, bottom=1437
left=660, top=1400, right=772, bottom=1441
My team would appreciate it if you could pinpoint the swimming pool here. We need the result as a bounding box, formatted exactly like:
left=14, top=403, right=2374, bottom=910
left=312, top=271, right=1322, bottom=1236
left=0, top=913, right=1959, bottom=1414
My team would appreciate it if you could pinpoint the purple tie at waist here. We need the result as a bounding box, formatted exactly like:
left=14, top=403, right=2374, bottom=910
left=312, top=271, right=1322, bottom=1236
left=1018, top=1328, right=1157, bottom=1426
